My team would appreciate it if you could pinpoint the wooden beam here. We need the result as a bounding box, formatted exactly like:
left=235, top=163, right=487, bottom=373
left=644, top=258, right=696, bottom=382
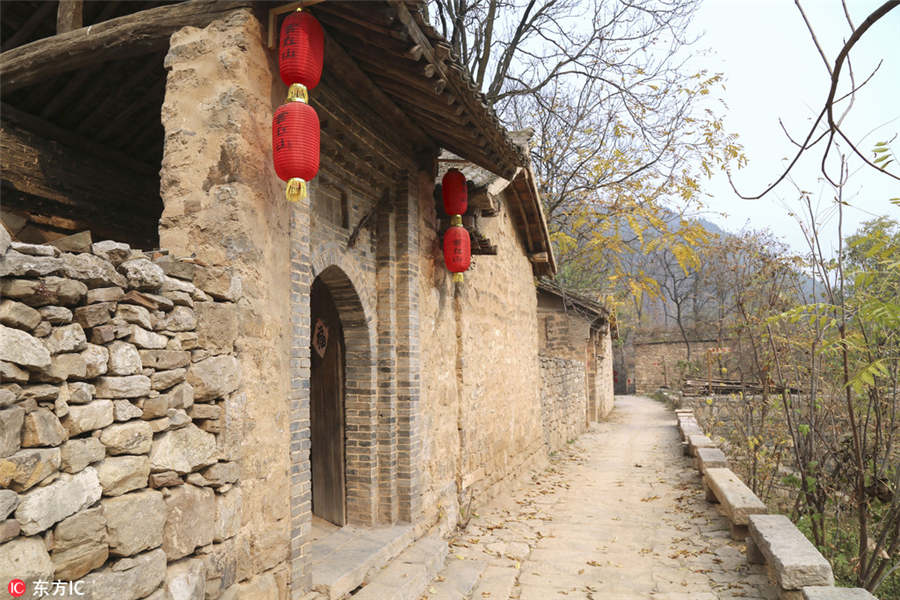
left=1, top=2, right=56, bottom=52
left=1, top=0, right=252, bottom=92
left=1, top=118, right=161, bottom=217
left=57, top=1, right=84, bottom=34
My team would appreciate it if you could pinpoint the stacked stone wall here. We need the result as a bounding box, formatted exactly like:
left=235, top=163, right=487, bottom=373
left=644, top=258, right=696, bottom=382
left=539, top=357, right=588, bottom=453
left=0, top=231, right=243, bottom=599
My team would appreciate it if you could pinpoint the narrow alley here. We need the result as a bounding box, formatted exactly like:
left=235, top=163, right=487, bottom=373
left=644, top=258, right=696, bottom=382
left=422, top=396, right=778, bottom=600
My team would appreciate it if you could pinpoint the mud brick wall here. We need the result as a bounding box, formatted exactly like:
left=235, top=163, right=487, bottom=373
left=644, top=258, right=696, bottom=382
left=539, top=357, right=588, bottom=453
left=0, top=230, right=243, bottom=600
left=633, top=339, right=731, bottom=394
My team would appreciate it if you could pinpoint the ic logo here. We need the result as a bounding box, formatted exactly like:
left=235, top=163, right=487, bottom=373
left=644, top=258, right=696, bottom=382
left=8, top=579, right=26, bottom=597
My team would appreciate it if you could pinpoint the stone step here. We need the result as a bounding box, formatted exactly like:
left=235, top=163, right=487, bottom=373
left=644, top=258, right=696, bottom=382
left=352, top=534, right=448, bottom=600
left=468, top=565, right=517, bottom=600
left=422, top=557, right=487, bottom=599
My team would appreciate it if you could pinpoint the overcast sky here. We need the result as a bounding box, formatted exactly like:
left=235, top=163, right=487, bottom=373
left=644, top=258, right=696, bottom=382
left=689, top=0, right=899, bottom=256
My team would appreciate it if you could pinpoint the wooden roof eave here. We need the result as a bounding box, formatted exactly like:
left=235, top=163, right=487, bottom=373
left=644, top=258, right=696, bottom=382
left=508, top=167, right=556, bottom=277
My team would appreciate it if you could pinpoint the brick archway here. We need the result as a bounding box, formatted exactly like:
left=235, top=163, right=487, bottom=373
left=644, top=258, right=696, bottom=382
left=312, top=264, right=378, bottom=525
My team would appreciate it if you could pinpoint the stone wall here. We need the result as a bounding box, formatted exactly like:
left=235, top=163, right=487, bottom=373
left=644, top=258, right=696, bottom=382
left=0, top=230, right=243, bottom=600
left=157, top=11, right=293, bottom=597
left=419, top=184, right=545, bottom=534
left=539, top=357, right=587, bottom=452
left=633, top=339, right=728, bottom=394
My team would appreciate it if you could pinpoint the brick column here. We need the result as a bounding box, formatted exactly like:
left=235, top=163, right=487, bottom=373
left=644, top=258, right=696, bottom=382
left=376, top=192, right=399, bottom=523
left=395, top=171, right=423, bottom=522
left=288, top=196, right=312, bottom=596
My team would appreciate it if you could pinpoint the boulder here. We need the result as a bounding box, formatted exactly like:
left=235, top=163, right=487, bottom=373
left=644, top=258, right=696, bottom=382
left=0, top=489, right=18, bottom=519
left=215, top=486, right=242, bottom=542
left=33, top=352, right=87, bottom=383
left=97, top=455, right=150, bottom=496
left=116, top=304, right=154, bottom=330
left=139, top=350, right=191, bottom=370
left=103, top=490, right=166, bottom=556
left=119, top=258, right=165, bottom=291
left=38, top=305, right=73, bottom=324
left=0, top=299, right=42, bottom=330
left=0, top=405, right=25, bottom=457
left=50, top=506, right=108, bottom=580
left=149, top=471, right=183, bottom=488
left=49, top=231, right=92, bottom=254
left=163, top=382, right=194, bottom=410
left=61, top=252, right=127, bottom=287
left=154, top=255, right=196, bottom=281
left=107, top=341, right=143, bottom=376
left=63, top=400, right=114, bottom=436
left=0, top=537, right=54, bottom=596
left=151, top=368, right=187, bottom=391
left=0, top=388, right=16, bottom=408
left=0, top=249, right=64, bottom=277
left=114, top=400, right=143, bottom=422
left=194, top=267, right=240, bottom=301
left=94, top=376, right=151, bottom=399
left=129, top=325, right=168, bottom=349
left=15, top=467, right=102, bottom=535
left=81, top=344, right=110, bottom=378
left=100, top=421, right=153, bottom=455
left=0, top=224, right=9, bottom=254
left=142, top=396, right=169, bottom=419
left=0, top=447, right=61, bottom=491
left=43, top=323, right=87, bottom=355
left=0, top=360, right=29, bottom=384
left=92, top=241, right=132, bottom=265
left=10, top=242, right=59, bottom=256
left=81, top=548, right=166, bottom=600
left=168, top=409, right=190, bottom=429
left=0, top=276, right=87, bottom=306
left=22, top=408, right=67, bottom=447
left=162, top=484, right=215, bottom=560
left=0, top=323, right=51, bottom=368
left=68, top=381, right=96, bottom=404
left=187, top=355, right=241, bottom=402
left=149, top=424, right=218, bottom=474
left=74, top=302, right=114, bottom=328
left=60, top=437, right=106, bottom=474
left=162, top=306, right=197, bottom=332
left=165, top=557, right=207, bottom=600
left=0, top=519, right=19, bottom=544
left=86, top=286, right=125, bottom=304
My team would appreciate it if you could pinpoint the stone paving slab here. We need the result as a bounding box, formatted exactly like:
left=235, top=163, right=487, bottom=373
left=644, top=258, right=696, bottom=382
left=422, top=395, right=779, bottom=600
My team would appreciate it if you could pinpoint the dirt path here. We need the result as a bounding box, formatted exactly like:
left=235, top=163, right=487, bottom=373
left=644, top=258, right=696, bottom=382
left=428, top=395, right=778, bottom=600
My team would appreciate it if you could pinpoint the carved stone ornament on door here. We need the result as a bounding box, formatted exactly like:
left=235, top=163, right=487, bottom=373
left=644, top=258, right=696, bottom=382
left=314, top=318, right=329, bottom=358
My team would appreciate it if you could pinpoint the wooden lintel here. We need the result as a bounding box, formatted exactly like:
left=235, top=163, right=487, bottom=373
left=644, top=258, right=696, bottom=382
left=1, top=0, right=253, bottom=92
left=57, top=1, right=84, bottom=34
left=529, top=252, right=550, bottom=264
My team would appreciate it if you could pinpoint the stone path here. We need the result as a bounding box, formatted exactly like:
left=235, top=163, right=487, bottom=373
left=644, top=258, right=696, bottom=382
left=421, top=395, right=778, bottom=600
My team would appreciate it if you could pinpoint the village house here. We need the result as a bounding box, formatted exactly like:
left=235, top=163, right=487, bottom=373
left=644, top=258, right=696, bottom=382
left=0, top=2, right=614, bottom=599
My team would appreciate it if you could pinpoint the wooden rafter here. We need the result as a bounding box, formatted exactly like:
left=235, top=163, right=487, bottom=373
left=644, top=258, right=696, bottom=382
left=57, top=1, right=84, bottom=34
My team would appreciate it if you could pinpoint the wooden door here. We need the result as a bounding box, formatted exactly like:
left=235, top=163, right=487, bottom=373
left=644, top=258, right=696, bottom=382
left=310, top=278, right=346, bottom=526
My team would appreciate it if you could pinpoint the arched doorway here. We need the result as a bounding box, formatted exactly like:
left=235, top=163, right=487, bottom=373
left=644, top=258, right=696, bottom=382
left=310, top=276, right=346, bottom=526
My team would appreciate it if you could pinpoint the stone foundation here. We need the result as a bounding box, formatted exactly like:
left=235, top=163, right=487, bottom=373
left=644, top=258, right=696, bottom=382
left=0, top=231, right=243, bottom=599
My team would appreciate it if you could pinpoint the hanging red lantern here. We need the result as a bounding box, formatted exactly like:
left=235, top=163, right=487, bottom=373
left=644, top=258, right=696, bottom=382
left=279, top=9, right=324, bottom=91
left=443, top=216, right=471, bottom=283
left=273, top=84, right=320, bottom=202
left=441, top=168, right=468, bottom=216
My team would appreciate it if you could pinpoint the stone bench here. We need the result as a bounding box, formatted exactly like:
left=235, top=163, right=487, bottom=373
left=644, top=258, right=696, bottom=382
left=802, top=586, right=876, bottom=599
left=747, top=514, right=833, bottom=598
left=694, top=446, right=727, bottom=474
left=686, top=434, right=716, bottom=457
left=702, top=468, right=767, bottom=539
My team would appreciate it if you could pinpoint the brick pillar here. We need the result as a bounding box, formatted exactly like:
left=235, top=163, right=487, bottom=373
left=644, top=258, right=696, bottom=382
left=395, top=171, right=423, bottom=522
left=376, top=192, right=399, bottom=523
left=288, top=196, right=312, bottom=596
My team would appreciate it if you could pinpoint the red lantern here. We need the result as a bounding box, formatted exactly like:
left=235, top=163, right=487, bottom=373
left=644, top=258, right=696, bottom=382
left=442, top=169, right=468, bottom=216
left=443, top=218, right=471, bottom=283
left=273, top=84, right=320, bottom=202
left=279, top=10, right=324, bottom=91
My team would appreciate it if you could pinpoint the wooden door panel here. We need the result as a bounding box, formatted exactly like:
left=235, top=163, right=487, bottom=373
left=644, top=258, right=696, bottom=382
left=310, top=278, right=346, bottom=526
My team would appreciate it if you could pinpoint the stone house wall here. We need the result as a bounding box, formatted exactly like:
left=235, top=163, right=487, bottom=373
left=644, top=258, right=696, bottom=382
left=418, top=186, right=545, bottom=534
left=633, top=339, right=729, bottom=394
left=538, top=357, right=587, bottom=452
left=0, top=231, right=243, bottom=600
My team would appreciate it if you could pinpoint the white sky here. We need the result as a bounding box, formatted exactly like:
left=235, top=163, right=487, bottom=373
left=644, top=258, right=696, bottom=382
left=690, top=0, right=900, bottom=256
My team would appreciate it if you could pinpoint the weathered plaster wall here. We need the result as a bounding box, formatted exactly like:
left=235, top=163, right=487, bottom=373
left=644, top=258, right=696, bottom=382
left=0, top=235, right=243, bottom=600
left=157, top=11, right=292, bottom=598
left=419, top=187, right=544, bottom=532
